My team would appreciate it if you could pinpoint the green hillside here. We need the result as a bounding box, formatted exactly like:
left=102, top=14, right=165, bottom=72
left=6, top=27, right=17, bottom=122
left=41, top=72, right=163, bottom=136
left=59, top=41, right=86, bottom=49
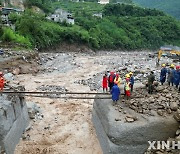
left=0, top=2, right=180, bottom=50
left=133, top=0, right=180, bottom=20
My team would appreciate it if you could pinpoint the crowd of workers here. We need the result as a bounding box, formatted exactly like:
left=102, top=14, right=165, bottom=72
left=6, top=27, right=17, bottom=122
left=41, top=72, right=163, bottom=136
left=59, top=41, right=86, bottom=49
left=102, top=64, right=180, bottom=104
left=102, top=71, right=134, bottom=104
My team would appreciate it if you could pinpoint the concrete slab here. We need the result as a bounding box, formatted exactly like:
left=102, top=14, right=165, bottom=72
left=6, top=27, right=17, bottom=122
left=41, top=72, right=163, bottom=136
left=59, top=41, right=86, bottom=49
left=92, top=98, right=179, bottom=154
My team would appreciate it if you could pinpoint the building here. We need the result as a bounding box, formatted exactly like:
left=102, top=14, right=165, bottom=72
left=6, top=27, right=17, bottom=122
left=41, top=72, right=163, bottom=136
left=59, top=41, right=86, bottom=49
left=93, top=13, right=102, bottom=18
left=47, top=9, right=75, bottom=25
left=0, top=7, right=23, bottom=15
left=0, top=7, right=23, bottom=25
left=98, top=0, right=109, bottom=4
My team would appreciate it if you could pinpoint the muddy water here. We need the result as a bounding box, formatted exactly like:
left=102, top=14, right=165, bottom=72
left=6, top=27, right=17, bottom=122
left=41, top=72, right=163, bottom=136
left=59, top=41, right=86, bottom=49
left=14, top=51, right=178, bottom=154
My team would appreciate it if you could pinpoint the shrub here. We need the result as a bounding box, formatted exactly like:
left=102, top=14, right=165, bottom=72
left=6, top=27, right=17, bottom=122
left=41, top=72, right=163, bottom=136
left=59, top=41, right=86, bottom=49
left=1, top=27, right=32, bottom=47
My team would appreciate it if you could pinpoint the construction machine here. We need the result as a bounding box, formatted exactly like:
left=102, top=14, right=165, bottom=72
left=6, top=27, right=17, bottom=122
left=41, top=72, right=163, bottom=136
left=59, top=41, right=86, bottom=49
left=157, top=46, right=180, bottom=65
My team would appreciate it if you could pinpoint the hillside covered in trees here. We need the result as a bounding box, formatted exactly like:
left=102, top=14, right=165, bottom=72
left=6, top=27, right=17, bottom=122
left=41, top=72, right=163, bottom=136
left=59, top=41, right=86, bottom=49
left=0, top=1, right=180, bottom=50
left=133, top=0, right=180, bottom=20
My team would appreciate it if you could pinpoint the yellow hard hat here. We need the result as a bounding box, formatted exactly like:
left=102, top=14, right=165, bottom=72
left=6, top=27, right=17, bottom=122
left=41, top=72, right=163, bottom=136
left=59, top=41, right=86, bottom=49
left=170, top=64, right=175, bottom=68
left=125, top=74, right=130, bottom=78
left=129, top=72, right=133, bottom=75
left=162, top=64, right=166, bottom=67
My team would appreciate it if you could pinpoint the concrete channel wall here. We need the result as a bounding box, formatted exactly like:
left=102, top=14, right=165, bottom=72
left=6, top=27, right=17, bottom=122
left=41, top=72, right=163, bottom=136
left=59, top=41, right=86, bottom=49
left=0, top=88, right=29, bottom=154
left=92, top=98, right=179, bottom=154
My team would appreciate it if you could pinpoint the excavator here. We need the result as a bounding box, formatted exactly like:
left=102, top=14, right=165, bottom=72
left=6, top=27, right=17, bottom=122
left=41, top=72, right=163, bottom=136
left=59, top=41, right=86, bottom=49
left=157, top=46, right=180, bottom=65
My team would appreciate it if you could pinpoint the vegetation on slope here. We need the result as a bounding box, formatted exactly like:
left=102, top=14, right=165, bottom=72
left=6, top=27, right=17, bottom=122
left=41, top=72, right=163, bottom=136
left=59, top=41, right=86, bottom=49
left=24, top=0, right=54, bottom=13
left=0, top=2, right=180, bottom=50
left=133, top=0, right=180, bottom=20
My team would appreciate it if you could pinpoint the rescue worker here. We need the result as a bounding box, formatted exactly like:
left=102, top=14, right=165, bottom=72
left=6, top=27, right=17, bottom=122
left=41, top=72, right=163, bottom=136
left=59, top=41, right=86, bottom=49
left=111, top=82, right=120, bottom=105
left=0, top=72, right=5, bottom=91
left=129, top=72, right=134, bottom=92
left=174, top=66, right=180, bottom=89
left=148, top=71, right=155, bottom=94
left=167, top=64, right=176, bottom=86
left=124, top=78, right=131, bottom=99
left=160, top=64, right=167, bottom=85
left=102, top=73, right=108, bottom=92
left=114, top=73, right=121, bottom=87
left=108, top=71, right=115, bottom=91
left=125, top=73, right=130, bottom=79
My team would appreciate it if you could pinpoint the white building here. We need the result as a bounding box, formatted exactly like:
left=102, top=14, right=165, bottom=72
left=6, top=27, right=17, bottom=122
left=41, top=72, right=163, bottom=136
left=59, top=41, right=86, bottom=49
left=98, top=0, right=109, bottom=4
left=47, top=9, right=74, bottom=25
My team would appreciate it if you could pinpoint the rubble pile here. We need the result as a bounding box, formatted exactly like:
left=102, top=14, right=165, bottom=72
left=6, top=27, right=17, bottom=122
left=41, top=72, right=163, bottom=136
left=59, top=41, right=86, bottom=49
left=75, top=72, right=103, bottom=91
left=36, top=85, right=68, bottom=98
left=124, top=86, right=180, bottom=116
left=0, top=49, right=40, bottom=74
left=36, top=85, right=68, bottom=92
left=39, top=53, right=77, bottom=73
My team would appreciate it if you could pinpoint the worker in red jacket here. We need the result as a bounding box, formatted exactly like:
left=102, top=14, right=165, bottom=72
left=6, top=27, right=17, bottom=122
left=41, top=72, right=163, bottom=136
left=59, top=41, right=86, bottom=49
left=108, top=71, right=115, bottom=91
left=0, top=72, right=5, bottom=91
left=102, top=73, right=108, bottom=92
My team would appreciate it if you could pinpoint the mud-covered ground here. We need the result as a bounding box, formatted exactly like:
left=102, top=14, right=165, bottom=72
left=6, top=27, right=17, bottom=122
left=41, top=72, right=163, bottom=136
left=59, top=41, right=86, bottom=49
left=8, top=50, right=178, bottom=154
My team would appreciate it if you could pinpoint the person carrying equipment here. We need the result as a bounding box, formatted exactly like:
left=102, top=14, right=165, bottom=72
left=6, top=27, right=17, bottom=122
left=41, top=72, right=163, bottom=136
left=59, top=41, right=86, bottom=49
left=111, top=82, right=120, bottom=105
left=160, top=64, right=167, bottom=85
left=0, top=72, right=5, bottom=91
left=129, top=72, right=134, bottom=92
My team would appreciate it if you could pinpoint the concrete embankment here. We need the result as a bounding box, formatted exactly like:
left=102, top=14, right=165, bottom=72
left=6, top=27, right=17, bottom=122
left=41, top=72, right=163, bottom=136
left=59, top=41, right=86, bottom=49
left=92, top=97, right=179, bottom=154
left=0, top=86, right=29, bottom=154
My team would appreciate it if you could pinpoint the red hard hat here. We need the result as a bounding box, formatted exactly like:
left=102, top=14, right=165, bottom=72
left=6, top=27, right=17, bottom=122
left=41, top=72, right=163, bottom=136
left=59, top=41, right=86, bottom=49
left=126, top=78, right=130, bottom=81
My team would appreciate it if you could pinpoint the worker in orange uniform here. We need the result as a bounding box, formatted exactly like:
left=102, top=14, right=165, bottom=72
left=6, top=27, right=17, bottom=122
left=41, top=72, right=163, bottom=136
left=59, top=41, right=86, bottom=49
left=102, top=73, right=108, bottom=92
left=0, top=72, right=5, bottom=91
left=124, top=77, right=131, bottom=100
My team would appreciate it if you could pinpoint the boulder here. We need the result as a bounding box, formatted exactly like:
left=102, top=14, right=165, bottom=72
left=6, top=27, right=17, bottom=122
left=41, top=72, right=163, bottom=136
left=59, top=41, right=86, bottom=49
left=26, top=102, right=41, bottom=119
left=12, top=67, right=21, bottom=75
left=170, top=101, right=178, bottom=111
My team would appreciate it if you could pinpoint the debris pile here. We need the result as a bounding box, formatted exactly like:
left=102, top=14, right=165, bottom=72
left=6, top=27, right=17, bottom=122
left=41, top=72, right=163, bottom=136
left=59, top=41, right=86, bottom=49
left=75, top=72, right=103, bottom=91
left=36, top=85, right=68, bottom=92
left=124, top=86, right=180, bottom=116
left=36, top=85, right=68, bottom=98
left=40, top=53, right=77, bottom=73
